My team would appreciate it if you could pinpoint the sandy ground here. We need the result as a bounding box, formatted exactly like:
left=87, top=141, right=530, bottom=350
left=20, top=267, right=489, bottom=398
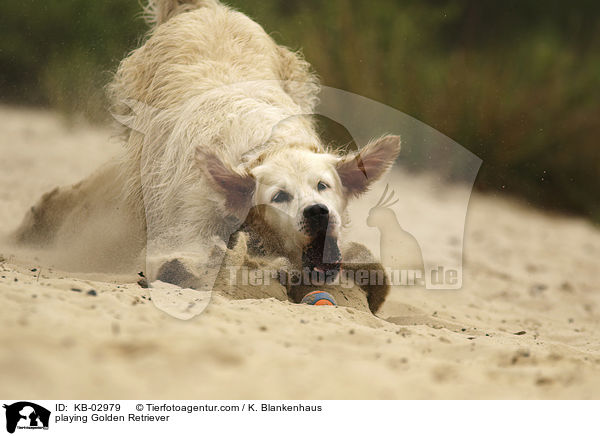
left=1, top=105, right=599, bottom=399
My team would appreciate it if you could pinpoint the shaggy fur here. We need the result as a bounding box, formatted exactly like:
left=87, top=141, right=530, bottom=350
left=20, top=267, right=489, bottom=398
left=13, top=0, right=399, bottom=312
left=107, top=0, right=326, bottom=272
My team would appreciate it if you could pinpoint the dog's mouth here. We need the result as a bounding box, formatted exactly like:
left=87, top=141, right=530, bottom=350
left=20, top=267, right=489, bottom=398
left=302, top=232, right=341, bottom=283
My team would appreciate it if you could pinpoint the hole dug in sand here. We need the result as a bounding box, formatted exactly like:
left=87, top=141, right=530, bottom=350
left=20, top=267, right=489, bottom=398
left=212, top=231, right=390, bottom=314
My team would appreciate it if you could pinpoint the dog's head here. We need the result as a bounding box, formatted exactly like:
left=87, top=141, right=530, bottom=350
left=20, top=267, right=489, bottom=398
left=198, top=135, right=401, bottom=277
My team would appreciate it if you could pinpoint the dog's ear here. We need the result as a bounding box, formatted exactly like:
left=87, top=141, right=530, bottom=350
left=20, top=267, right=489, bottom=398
left=196, top=148, right=255, bottom=213
left=336, top=135, right=401, bottom=196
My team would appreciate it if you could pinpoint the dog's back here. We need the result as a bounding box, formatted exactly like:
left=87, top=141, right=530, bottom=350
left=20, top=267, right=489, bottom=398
left=109, top=0, right=318, bottom=132
left=109, top=0, right=321, bottom=209
left=12, top=0, right=320, bottom=273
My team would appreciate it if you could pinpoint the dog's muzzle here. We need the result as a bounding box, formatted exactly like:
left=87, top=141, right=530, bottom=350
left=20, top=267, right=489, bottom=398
left=303, top=203, right=330, bottom=234
left=301, top=203, right=341, bottom=283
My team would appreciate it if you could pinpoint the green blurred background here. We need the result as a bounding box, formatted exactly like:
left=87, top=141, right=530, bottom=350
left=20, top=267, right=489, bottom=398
left=1, top=0, right=599, bottom=221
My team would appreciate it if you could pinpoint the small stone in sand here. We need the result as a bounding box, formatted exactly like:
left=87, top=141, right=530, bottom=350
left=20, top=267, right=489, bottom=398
left=87, top=290, right=97, bottom=296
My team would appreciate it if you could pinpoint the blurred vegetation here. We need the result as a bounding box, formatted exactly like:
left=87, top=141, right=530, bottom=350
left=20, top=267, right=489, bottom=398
left=0, top=0, right=146, bottom=118
left=1, top=0, right=599, bottom=221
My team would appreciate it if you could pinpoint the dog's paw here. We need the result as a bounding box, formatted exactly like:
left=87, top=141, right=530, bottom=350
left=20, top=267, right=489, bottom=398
left=151, top=248, right=226, bottom=292
left=156, top=258, right=201, bottom=289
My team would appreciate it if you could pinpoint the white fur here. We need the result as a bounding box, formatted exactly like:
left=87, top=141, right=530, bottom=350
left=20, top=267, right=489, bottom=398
left=109, top=2, right=319, bottom=257
left=103, top=0, right=400, bottom=281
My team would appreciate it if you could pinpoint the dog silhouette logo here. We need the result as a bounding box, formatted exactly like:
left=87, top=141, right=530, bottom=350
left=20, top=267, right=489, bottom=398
left=3, top=402, right=50, bottom=433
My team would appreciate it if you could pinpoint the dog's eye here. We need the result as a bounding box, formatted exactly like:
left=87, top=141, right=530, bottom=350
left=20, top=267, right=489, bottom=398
left=317, top=181, right=329, bottom=191
left=271, top=190, right=291, bottom=203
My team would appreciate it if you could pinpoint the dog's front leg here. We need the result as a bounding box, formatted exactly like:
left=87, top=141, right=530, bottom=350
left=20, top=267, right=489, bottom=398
left=146, top=238, right=227, bottom=292
left=143, top=237, right=228, bottom=319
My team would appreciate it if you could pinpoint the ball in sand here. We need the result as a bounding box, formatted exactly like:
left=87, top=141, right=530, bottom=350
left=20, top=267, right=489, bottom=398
left=301, top=290, right=337, bottom=306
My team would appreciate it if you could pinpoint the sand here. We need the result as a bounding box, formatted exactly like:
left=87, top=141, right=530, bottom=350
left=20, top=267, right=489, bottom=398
left=0, top=105, right=599, bottom=399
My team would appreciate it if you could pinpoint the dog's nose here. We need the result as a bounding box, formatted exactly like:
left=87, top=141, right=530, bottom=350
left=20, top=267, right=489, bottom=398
left=303, top=204, right=329, bottom=220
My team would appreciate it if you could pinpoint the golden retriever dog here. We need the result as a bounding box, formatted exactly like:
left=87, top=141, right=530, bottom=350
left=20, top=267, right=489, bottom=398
left=13, top=0, right=400, bottom=306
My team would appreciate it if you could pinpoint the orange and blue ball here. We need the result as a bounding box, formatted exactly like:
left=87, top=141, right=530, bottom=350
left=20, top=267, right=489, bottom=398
left=301, top=290, right=337, bottom=306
